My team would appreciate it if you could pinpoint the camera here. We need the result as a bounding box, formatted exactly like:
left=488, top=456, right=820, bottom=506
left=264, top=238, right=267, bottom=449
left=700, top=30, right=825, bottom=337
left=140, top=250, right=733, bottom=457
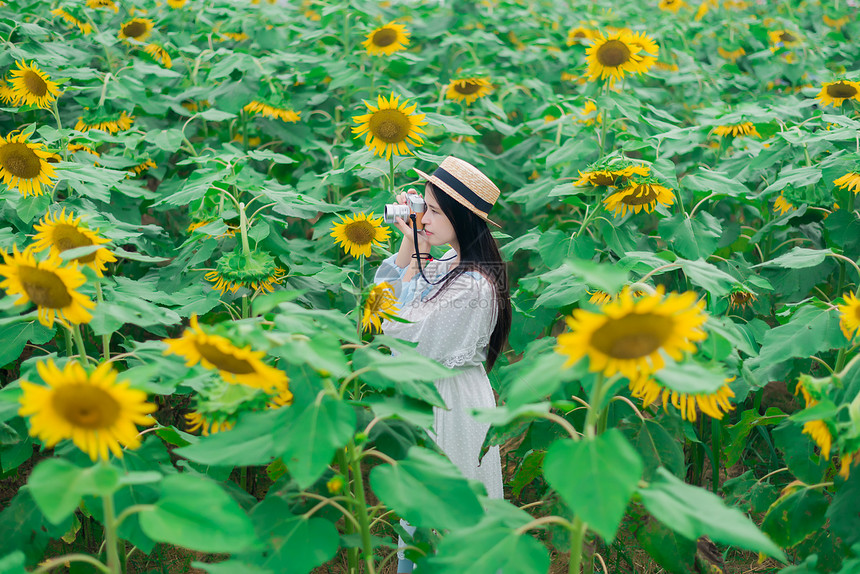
left=383, top=190, right=426, bottom=229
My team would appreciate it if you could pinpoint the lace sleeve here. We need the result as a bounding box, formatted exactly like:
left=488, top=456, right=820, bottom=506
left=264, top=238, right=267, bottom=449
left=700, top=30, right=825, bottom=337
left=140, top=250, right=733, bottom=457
left=383, top=272, right=498, bottom=369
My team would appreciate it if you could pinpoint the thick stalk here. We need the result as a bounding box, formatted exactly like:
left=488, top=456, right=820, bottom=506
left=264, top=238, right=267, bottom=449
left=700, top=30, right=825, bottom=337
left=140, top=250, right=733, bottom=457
left=64, top=327, right=75, bottom=358
left=71, top=324, right=90, bottom=364
left=355, top=254, right=365, bottom=342
left=569, top=517, right=588, bottom=574
left=102, top=490, right=121, bottom=574
left=239, top=202, right=251, bottom=256
left=389, top=155, right=395, bottom=196
left=711, top=417, right=722, bottom=494
left=95, top=283, right=110, bottom=360
left=337, top=448, right=359, bottom=574
left=348, top=441, right=376, bottom=574
left=584, top=374, right=606, bottom=439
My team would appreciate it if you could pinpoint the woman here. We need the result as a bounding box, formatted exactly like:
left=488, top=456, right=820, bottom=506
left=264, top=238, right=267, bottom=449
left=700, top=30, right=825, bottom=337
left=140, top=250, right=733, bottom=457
left=373, top=156, right=512, bottom=573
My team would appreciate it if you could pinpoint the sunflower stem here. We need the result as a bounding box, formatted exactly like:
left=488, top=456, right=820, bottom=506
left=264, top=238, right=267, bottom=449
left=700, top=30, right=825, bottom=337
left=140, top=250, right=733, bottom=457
left=347, top=440, right=376, bottom=574
left=97, top=73, right=112, bottom=109
left=569, top=516, right=588, bottom=574
left=71, top=324, right=91, bottom=364
left=584, top=373, right=606, bottom=439
left=389, top=155, right=395, bottom=196
left=95, top=283, right=110, bottom=361
left=239, top=202, right=251, bottom=256
left=101, top=481, right=121, bottom=574
left=31, top=554, right=110, bottom=574
left=337, top=448, right=360, bottom=574
left=355, top=254, right=365, bottom=344
left=64, top=327, right=75, bottom=358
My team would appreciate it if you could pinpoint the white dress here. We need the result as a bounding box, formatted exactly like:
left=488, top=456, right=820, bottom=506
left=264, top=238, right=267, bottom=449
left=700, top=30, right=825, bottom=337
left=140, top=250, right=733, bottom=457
left=374, top=249, right=504, bottom=500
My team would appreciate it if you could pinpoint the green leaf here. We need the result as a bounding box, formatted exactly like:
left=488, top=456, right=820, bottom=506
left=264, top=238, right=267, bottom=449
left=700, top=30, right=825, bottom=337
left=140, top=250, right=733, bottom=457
left=563, top=257, right=630, bottom=294
left=363, top=394, right=434, bottom=429
left=827, top=468, right=860, bottom=548
left=635, top=517, right=696, bottom=574
left=761, top=487, right=828, bottom=548
left=0, top=321, right=54, bottom=368
left=683, top=168, right=750, bottom=197
left=193, top=562, right=272, bottom=574
left=772, top=422, right=828, bottom=485
left=247, top=149, right=296, bottom=164
left=659, top=212, right=722, bottom=260
left=0, top=551, right=26, bottom=574
left=260, top=515, right=339, bottom=573
left=139, top=474, right=259, bottom=553
left=272, top=397, right=356, bottom=489
left=543, top=429, right=643, bottom=541
left=676, top=259, right=737, bottom=297
left=175, top=410, right=279, bottom=467
left=653, top=358, right=729, bottom=395
left=424, top=112, right=479, bottom=136
left=28, top=460, right=120, bottom=524
left=639, top=468, right=785, bottom=559
left=369, top=446, right=484, bottom=530
left=151, top=129, right=185, bottom=153
left=197, top=109, right=237, bottom=121
left=626, top=418, right=685, bottom=480
left=762, top=166, right=822, bottom=195
left=756, top=247, right=833, bottom=269
left=724, top=408, right=787, bottom=467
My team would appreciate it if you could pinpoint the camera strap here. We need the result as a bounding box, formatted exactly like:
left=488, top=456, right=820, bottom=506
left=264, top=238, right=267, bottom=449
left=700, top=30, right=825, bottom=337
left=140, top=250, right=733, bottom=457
left=410, top=213, right=457, bottom=286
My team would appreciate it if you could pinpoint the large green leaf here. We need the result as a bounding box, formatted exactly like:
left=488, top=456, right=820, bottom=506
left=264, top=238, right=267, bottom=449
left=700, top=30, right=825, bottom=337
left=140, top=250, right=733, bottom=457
left=826, top=464, right=860, bottom=548
left=0, top=552, right=26, bottom=574
left=635, top=517, right=697, bottom=574
left=369, top=446, right=484, bottom=530
left=175, top=410, right=279, bottom=467
left=272, top=397, right=356, bottom=489
left=543, top=429, right=643, bottom=541
left=724, top=408, right=787, bottom=467
left=761, top=487, right=828, bottom=548
left=772, top=422, right=828, bottom=485
left=659, top=212, right=722, bottom=260
left=626, top=418, right=685, bottom=480
left=639, top=468, right=784, bottom=559
left=28, top=459, right=120, bottom=525
left=756, top=247, right=833, bottom=269
left=139, top=474, right=259, bottom=553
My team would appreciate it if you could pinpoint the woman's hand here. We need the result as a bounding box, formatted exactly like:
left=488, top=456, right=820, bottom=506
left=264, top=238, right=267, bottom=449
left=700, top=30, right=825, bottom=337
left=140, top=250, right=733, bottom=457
left=392, top=190, right=431, bottom=255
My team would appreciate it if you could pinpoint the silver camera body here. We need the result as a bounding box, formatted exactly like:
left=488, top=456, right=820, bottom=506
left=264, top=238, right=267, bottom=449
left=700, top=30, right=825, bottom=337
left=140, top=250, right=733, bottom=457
left=383, top=192, right=426, bottom=226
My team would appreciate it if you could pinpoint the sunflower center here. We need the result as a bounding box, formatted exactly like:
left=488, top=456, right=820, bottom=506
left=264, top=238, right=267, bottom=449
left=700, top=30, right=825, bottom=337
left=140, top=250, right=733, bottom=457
left=623, top=185, right=659, bottom=205
left=596, top=40, right=631, bottom=67
left=591, top=313, right=673, bottom=359
left=52, top=384, right=121, bottom=429
left=51, top=224, right=98, bottom=263
left=122, top=21, right=146, bottom=38
left=368, top=109, right=409, bottom=143
left=22, top=70, right=48, bottom=97
left=194, top=341, right=256, bottom=374
left=19, top=265, right=73, bottom=308
left=590, top=173, right=616, bottom=186
left=372, top=27, right=398, bottom=47
left=455, top=81, right=482, bottom=95
left=0, top=142, right=42, bottom=179
left=827, top=82, right=858, bottom=99
left=780, top=31, right=796, bottom=43
left=344, top=220, right=377, bottom=245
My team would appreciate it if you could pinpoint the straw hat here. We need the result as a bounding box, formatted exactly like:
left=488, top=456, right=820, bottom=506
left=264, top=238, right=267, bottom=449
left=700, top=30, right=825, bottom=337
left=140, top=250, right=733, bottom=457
left=414, top=156, right=502, bottom=228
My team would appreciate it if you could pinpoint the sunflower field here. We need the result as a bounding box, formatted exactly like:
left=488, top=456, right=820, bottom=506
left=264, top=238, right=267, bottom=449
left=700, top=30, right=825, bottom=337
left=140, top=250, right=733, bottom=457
left=1, top=0, right=859, bottom=572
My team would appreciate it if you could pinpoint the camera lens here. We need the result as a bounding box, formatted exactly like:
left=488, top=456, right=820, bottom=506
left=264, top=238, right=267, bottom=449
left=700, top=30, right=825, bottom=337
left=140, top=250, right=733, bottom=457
left=383, top=203, right=410, bottom=224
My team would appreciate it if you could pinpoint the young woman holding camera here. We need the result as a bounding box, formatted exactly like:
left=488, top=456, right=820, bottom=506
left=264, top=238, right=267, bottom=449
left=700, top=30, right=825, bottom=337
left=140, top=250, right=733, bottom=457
left=373, top=156, right=512, bottom=573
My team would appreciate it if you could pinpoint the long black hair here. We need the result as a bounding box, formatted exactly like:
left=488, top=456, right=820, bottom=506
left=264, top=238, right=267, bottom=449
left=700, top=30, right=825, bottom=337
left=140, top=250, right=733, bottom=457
left=424, top=181, right=512, bottom=372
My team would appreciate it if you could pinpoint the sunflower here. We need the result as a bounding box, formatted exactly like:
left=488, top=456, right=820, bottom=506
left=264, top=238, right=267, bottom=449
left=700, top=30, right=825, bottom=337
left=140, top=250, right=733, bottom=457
left=773, top=193, right=795, bottom=216
left=204, top=250, right=285, bottom=295
left=627, top=31, right=659, bottom=74
left=0, top=131, right=57, bottom=197
left=330, top=212, right=391, bottom=259
left=768, top=29, right=800, bottom=49
left=815, top=80, right=860, bottom=108
left=163, top=315, right=288, bottom=392
left=713, top=122, right=760, bottom=138
left=445, top=77, right=493, bottom=106
left=118, top=18, right=154, bottom=41
left=363, top=282, right=399, bottom=332
left=0, top=245, right=95, bottom=328
left=244, top=100, right=301, bottom=123
left=32, top=209, right=116, bottom=276
left=585, top=30, right=647, bottom=83
left=838, top=292, right=860, bottom=340
left=267, top=383, right=294, bottom=409
left=575, top=164, right=649, bottom=187
left=75, top=110, right=134, bottom=134
left=362, top=21, right=410, bottom=56
left=629, top=376, right=735, bottom=422
left=718, top=46, right=746, bottom=61
left=588, top=290, right=613, bottom=305
left=803, top=420, right=833, bottom=458
left=6, top=60, right=61, bottom=109
left=185, top=411, right=234, bottom=436
left=18, top=360, right=156, bottom=461
left=840, top=451, right=859, bottom=480
left=87, top=0, right=118, bottom=11
left=694, top=0, right=717, bottom=20
left=167, top=0, right=187, bottom=7
left=823, top=14, right=850, bottom=30
left=728, top=287, right=757, bottom=310
left=659, top=0, right=686, bottom=12
left=352, top=93, right=427, bottom=159
left=144, top=44, right=172, bottom=68
left=577, top=101, right=602, bottom=125
left=567, top=26, right=598, bottom=45
left=834, top=171, right=860, bottom=195
left=128, top=158, right=156, bottom=175
left=188, top=219, right=237, bottom=238
left=219, top=32, right=249, bottom=42
left=0, top=81, right=15, bottom=105
left=556, top=287, right=708, bottom=379
left=68, top=143, right=100, bottom=157
left=50, top=8, right=92, bottom=34
left=604, top=181, right=676, bottom=217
